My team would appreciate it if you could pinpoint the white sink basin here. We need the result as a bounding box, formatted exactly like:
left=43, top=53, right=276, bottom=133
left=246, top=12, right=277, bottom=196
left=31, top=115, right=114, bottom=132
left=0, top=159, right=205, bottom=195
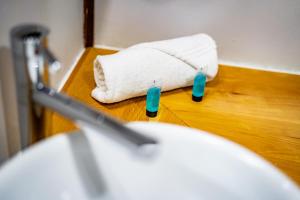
left=0, top=122, right=299, bottom=199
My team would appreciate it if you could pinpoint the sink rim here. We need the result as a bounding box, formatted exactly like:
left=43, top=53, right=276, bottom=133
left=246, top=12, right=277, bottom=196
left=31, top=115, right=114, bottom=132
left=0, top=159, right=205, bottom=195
left=0, top=121, right=299, bottom=199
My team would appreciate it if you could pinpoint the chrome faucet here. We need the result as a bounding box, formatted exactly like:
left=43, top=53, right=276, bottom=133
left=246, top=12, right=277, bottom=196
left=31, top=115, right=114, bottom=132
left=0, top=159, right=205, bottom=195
left=10, top=24, right=156, bottom=152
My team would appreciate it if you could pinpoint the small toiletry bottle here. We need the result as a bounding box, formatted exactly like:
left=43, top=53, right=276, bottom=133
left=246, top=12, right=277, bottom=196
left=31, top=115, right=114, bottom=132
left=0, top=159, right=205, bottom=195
left=192, top=71, right=206, bottom=102
left=146, top=81, right=161, bottom=117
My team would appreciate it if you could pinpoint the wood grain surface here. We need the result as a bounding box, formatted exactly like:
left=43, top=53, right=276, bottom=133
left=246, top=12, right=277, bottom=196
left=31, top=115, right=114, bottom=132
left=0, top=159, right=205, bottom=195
left=49, top=48, right=300, bottom=185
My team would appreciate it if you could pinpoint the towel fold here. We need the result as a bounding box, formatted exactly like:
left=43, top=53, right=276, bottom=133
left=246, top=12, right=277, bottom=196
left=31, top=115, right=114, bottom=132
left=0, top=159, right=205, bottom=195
left=92, top=34, right=218, bottom=103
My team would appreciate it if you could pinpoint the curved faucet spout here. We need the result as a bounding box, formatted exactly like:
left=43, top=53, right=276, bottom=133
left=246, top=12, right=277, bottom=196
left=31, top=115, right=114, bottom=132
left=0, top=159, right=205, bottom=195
left=10, top=24, right=157, bottom=153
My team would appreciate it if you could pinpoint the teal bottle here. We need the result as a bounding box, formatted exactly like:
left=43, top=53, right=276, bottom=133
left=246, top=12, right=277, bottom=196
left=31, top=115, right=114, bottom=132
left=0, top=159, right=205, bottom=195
left=146, top=83, right=161, bottom=117
left=192, top=72, right=206, bottom=102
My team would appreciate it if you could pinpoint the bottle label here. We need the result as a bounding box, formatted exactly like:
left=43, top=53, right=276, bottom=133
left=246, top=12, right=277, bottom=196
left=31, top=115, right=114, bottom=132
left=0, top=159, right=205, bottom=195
left=192, top=72, right=206, bottom=97
left=146, top=87, right=161, bottom=112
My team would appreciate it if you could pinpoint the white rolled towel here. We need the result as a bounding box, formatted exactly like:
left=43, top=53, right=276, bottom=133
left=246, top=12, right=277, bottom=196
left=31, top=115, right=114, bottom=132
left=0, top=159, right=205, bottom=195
left=92, top=34, right=218, bottom=103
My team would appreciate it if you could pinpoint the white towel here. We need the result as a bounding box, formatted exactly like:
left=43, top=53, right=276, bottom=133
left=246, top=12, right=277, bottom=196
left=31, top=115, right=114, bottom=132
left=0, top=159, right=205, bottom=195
left=92, top=34, right=218, bottom=103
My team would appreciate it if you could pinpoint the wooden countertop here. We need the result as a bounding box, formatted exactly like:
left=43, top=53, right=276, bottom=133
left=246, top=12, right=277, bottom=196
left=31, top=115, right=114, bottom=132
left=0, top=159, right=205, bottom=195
left=49, top=48, right=300, bottom=185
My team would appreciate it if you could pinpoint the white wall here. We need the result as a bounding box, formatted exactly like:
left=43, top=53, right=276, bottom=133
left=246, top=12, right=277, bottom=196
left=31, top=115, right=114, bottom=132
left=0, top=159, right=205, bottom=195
left=0, top=0, right=84, bottom=87
left=0, top=0, right=83, bottom=162
left=95, top=0, right=300, bottom=73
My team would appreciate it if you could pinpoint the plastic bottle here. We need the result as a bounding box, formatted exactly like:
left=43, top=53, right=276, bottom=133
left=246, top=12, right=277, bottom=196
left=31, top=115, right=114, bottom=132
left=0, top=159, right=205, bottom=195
left=192, top=72, right=206, bottom=102
left=146, top=80, right=161, bottom=117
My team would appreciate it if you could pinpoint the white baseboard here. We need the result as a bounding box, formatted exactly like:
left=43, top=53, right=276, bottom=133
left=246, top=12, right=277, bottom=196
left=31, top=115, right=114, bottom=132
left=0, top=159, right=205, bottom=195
left=95, top=45, right=300, bottom=75
left=94, top=44, right=124, bottom=51
left=219, top=60, right=300, bottom=75
left=57, top=48, right=85, bottom=91
left=57, top=45, right=299, bottom=91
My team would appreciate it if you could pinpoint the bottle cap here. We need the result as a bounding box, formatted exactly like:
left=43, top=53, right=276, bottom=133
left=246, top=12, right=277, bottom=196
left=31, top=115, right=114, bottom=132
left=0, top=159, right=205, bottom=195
left=192, top=95, right=203, bottom=102
left=146, top=110, right=158, bottom=118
